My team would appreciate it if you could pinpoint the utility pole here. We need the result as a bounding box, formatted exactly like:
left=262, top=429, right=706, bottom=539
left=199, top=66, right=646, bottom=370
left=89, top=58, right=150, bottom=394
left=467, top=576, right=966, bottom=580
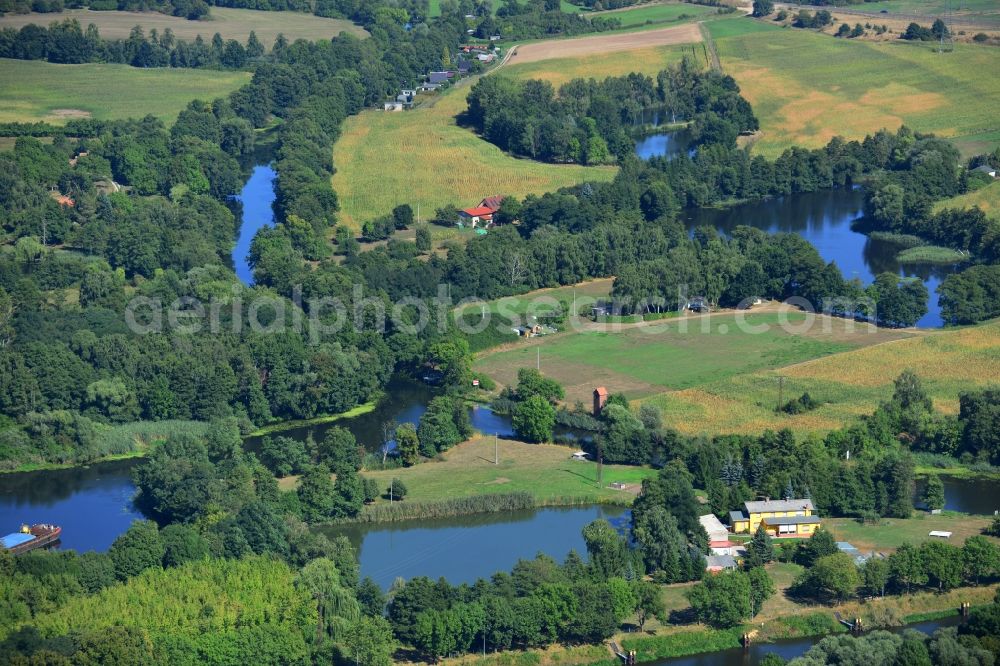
left=494, top=433, right=498, bottom=465
left=536, top=347, right=540, bottom=370
left=389, top=478, right=393, bottom=504
left=777, top=376, right=785, bottom=410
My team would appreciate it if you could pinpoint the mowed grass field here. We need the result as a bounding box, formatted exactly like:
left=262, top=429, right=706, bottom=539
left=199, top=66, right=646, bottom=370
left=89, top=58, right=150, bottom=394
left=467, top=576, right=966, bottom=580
left=0, top=8, right=366, bottom=44
left=330, top=77, right=616, bottom=231
left=0, top=58, right=249, bottom=124
left=710, top=18, right=1000, bottom=157
left=644, top=318, right=1000, bottom=437
left=475, top=310, right=911, bottom=406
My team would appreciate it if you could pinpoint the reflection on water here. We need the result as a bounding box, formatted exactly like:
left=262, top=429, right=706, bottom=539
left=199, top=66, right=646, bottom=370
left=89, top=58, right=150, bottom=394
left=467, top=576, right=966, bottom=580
left=232, top=165, right=277, bottom=286
left=321, top=505, right=628, bottom=589
left=684, top=189, right=963, bottom=328
left=914, top=475, right=1000, bottom=515
left=0, top=459, right=144, bottom=552
left=635, top=129, right=694, bottom=161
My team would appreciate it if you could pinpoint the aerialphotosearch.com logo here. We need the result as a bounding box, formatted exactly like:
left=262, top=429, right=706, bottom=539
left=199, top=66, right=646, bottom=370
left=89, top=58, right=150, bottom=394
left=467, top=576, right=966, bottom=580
left=124, top=284, right=880, bottom=343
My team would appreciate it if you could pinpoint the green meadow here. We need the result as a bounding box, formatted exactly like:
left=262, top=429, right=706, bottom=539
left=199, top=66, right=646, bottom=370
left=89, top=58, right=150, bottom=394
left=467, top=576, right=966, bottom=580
left=710, top=18, right=1000, bottom=157
left=0, top=58, right=250, bottom=124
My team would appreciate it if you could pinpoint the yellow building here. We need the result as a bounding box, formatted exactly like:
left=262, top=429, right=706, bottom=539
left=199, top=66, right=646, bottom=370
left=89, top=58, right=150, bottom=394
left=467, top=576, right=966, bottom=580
left=729, top=499, right=817, bottom=534
left=760, top=515, right=822, bottom=537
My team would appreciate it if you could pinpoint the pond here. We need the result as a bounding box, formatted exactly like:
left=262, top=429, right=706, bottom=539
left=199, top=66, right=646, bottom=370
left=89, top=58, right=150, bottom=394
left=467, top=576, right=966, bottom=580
left=684, top=188, right=963, bottom=328
left=231, top=164, right=277, bottom=286
left=635, top=129, right=694, bottom=161
left=914, top=475, right=1000, bottom=515
left=319, top=505, right=629, bottom=589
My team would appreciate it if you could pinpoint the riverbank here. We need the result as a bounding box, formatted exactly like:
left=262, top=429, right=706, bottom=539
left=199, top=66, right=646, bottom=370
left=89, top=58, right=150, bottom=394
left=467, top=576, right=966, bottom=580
left=244, top=401, right=378, bottom=438
left=1, top=402, right=380, bottom=474
left=434, top=578, right=998, bottom=666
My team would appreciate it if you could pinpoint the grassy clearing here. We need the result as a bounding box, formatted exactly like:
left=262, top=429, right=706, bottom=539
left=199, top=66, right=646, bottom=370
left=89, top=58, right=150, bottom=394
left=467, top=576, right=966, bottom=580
left=712, top=19, right=1000, bottom=157
left=278, top=437, right=656, bottom=505
left=455, top=278, right=613, bottom=318
left=825, top=514, right=996, bottom=551
left=330, top=78, right=615, bottom=231
left=0, top=8, right=366, bottom=44
left=0, top=58, right=249, bottom=124
left=935, top=179, right=1000, bottom=220
left=645, top=318, right=1000, bottom=437
left=476, top=311, right=907, bottom=405
left=500, top=42, right=703, bottom=87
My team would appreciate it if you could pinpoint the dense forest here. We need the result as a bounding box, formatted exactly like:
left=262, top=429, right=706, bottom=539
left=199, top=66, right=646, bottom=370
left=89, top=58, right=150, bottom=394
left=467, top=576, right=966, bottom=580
left=1, top=0, right=1000, bottom=658
left=466, top=62, right=758, bottom=164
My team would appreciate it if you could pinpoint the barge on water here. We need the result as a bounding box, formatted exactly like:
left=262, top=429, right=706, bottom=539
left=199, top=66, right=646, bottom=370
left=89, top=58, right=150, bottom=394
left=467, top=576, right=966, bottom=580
left=2, top=524, right=61, bottom=555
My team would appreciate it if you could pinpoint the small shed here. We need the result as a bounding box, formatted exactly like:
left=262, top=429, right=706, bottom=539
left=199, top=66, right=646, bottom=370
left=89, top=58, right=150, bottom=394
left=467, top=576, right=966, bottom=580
left=593, top=387, right=608, bottom=417
left=706, top=554, right=738, bottom=573
left=383, top=102, right=404, bottom=112
left=929, top=530, right=953, bottom=539
left=570, top=451, right=590, bottom=461
left=972, top=164, right=997, bottom=178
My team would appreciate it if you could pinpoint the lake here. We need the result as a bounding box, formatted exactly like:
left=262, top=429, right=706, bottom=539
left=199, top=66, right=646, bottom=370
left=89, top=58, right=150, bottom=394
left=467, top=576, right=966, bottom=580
left=685, top=188, right=962, bottom=328
left=320, top=504, right=629, bottom=589
left=231, top=164, right=277, bottom=285
left=635, top=132, right=962, bottom=328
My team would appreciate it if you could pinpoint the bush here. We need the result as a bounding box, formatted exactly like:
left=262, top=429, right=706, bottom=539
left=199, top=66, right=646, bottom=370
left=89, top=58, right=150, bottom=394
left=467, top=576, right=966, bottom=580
left=973, top=32, right=989, bottom=42
left=385, top=478, right=407, bottom=501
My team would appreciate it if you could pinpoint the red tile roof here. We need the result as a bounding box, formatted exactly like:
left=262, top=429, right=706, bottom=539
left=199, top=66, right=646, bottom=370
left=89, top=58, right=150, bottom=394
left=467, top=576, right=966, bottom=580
left=594, top=387, right=608, bottom=396
left=461, top=206, right=494, bottom=217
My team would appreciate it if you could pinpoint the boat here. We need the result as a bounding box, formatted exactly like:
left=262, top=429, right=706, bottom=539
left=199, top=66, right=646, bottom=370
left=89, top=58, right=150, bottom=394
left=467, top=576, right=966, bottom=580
left=1, top=524, right=62, bottom=555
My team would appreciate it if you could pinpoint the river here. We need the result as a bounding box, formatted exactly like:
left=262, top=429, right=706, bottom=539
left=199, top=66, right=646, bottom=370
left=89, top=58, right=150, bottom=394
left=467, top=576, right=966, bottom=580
left=231, top=164, right=277, bottom=285
left=636, top=133, right=964, bottom=328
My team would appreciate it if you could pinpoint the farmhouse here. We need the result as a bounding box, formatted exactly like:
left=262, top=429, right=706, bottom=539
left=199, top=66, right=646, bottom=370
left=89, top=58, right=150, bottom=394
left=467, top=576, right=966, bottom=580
left=479, top=195, right=504, bottom=211
left=729, top=498, right=818, bottom=535
left=457, top=205, right=495, bottom=228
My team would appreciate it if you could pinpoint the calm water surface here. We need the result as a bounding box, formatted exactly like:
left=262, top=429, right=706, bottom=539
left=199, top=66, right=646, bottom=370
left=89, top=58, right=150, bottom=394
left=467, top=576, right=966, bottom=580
left=685, top=189, right=963, bottom=328
left=914, top=475, right=1000, bottom=515
left=321, top=505, right=629, bottom=589
left=232, top=164, right=277, bottom=285
left=0, top=459, right=143, bottom=552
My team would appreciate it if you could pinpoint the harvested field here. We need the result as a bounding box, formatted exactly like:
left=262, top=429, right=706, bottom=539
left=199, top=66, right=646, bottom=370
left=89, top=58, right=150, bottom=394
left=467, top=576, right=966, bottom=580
left=0, top=8, right=366, bottom=44
left=500, top=42, right=706, bottom=87
left=711, top=18, right=1000, bottom=157
left=511, top=22, right=702, bottom=63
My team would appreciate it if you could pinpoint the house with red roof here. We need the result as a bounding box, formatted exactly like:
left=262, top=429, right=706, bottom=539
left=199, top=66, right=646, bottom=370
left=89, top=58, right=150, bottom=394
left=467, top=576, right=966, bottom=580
left=457, top=205, right=495, bottom=228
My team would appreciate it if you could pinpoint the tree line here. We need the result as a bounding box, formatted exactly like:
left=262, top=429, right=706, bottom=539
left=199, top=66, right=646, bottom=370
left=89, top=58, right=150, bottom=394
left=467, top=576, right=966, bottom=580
left=0, top=19, right=272, bottom=68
